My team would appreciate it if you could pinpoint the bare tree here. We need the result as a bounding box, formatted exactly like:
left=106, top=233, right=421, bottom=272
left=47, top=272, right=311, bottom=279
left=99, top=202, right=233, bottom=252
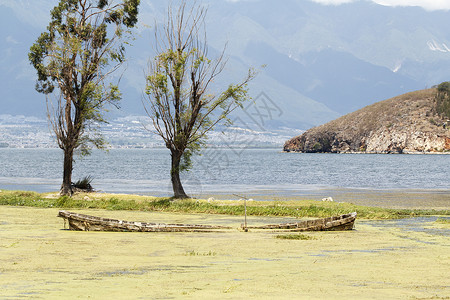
left=144, top=1, right=256, bottom=199
left=29, top=0, right=140, bottom=195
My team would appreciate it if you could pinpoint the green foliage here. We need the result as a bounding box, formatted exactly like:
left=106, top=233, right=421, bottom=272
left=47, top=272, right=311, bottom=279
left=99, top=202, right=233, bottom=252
left=435, top=82, right=450, bottom=119
left=275, top=234, right=316, bottom=240
left=144, top=2, right=256, bottom=198
left=437, top=81, right=450, bottom=93
left=180, top=139, right=205, bottom=173
left=312, top=142, right=322, bottom=152
left=56, top=195, right=71, bottom=207
left=435, top=218, right=450, bottom=224
left=310, top=136, right=332, bottom=153
left=29, top=0, right=140, bottom=153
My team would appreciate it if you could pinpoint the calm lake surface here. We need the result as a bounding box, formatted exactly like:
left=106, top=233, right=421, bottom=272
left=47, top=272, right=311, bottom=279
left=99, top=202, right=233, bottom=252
left=0, top=148, right=448, bottom=208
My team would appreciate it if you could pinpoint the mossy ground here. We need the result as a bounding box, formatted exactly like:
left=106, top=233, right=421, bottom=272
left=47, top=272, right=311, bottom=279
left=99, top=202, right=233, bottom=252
left=0, top=206, right=449, bottom=299
left=1, top=190, right=448, bottom=298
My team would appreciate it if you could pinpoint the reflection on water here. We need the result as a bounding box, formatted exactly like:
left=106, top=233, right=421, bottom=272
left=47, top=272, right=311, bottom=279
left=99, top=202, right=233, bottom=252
left=360, top=216, right=450, bottom=237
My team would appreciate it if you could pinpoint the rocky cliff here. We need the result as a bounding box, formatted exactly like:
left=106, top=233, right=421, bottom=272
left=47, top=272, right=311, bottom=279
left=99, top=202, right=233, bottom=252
left=284, top=88, right=450, bottom=153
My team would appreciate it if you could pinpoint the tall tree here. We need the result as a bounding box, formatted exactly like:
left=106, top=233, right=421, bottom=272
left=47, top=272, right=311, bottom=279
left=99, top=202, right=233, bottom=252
left=144, top=2, right=255, bottom=199
left=29, top=0, right=140, bottom=195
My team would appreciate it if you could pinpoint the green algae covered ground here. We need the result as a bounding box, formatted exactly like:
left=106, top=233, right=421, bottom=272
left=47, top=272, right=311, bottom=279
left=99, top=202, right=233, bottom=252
left=1, top=206, right=449, bottom=299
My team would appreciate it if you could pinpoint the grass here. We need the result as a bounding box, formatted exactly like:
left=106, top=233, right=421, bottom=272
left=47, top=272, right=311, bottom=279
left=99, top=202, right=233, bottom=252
left=435, top=218, right=450, bottom=224
left=275, top=233, right=316, bottom=240
left=0, top=189, right=448, bottom=220
left=185, top=250, right=217, bottom=256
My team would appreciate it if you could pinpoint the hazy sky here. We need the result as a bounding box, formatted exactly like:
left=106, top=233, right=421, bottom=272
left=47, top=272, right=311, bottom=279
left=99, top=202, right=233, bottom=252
left=312, top=0, right=450, bottom=10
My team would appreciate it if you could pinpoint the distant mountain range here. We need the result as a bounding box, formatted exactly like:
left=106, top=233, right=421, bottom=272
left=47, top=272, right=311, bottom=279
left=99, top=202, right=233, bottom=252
left=2, top=0, right=450, bottom=130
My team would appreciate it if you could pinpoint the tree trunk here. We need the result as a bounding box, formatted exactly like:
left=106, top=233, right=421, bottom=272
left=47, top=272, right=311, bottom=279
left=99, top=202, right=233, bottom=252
left=61, top=147, right=74, bottom=196
left=170, top=150, right=189, bottom=199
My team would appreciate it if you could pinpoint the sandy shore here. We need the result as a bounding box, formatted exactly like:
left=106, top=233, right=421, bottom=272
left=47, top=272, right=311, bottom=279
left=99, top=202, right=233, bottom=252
left=0, top=206, right=449, bottom=299
left=197, top=188, right=450, bottom=210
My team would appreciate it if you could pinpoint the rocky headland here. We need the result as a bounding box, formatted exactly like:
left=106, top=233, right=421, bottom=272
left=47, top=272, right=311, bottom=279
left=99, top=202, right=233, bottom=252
left=284, top=88, right=450, bottom=153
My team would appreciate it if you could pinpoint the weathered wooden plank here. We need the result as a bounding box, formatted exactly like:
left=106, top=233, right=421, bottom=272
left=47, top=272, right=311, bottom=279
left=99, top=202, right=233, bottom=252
left=244, top=212, right=357, bottom=231
left=58, top=210, right=231, bottom=232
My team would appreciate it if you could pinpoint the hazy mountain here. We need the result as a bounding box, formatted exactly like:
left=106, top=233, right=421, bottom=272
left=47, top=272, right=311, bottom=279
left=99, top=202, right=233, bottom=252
left=0, top=5, right=44, bottom=116
left=1, top=0, right=450, bottom=130
left=283, top=88, right=450, bottom=153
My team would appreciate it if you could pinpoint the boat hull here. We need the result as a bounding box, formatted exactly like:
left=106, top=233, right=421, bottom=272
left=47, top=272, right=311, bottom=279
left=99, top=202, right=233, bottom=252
left=244, top=212, right=357, bottom=231
left=58, top=210, right=230, bottom=232
left=58, top=211, right=356, bottom=232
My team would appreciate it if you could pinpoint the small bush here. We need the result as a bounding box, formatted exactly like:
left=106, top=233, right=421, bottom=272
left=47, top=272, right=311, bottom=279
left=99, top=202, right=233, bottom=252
left=56, top=196, right=70, bottom=207
left=435, top=82, right=450, bottom=119
left=429, top=118, right=438, bottom=126
left=313, top=142, right=322, bottom=152
left=72, top=175, right=94, bottom=191
left=185, top=250, right=216, bottom=256
left=435, top=218, right=450, bottom=224
left=275, top=233, right=316, bottom=240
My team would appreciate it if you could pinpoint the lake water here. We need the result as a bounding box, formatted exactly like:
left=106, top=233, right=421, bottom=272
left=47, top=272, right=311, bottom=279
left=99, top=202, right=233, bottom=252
left=0, top=148, right=448, bottom=208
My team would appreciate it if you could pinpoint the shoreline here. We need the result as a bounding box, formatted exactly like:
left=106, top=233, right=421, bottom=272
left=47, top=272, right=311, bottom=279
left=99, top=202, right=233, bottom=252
left=1, top=183, right=449, bottom=210
left=1, top=189, right=449, bottom=220
left=192, top=188, right=450, bottom=210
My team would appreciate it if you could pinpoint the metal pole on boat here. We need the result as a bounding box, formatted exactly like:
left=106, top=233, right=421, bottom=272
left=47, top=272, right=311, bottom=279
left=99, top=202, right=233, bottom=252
left=233, top=194, right=248, bottom=232
left=244, top=197, right=247, bottom=231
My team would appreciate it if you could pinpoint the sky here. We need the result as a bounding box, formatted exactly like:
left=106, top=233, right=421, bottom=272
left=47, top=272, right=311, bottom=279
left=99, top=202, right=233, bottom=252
left=312, top=0, right=450, bottom=10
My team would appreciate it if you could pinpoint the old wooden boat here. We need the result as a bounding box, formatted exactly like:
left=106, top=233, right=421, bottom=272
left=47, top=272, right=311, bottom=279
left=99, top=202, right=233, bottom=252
left=58, top=210, right=231, bottom=232
left=243, top=212, right=357, bottom=231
